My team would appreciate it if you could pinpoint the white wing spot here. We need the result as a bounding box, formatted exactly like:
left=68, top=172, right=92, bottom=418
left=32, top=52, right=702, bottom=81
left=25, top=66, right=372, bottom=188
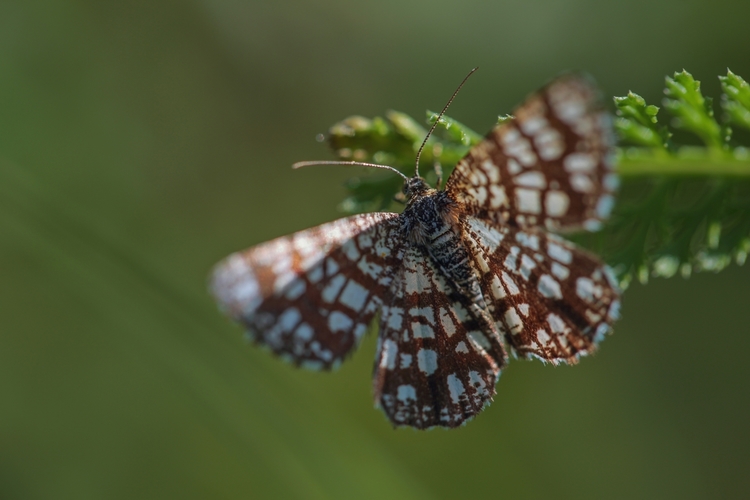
left=397, top=385, right=417, bottom=402
left=519, top=254, right=536, bottom=280
left=553, top=97, right=586, bottom=124
left=307, top=265, right=324, bottom=284
left=515, top=188, right=541, bottom=214
left=468, top=331, right=491, bottom=350
left=357, top=256, right=383, bottom=280
left=504, top=308, right=523, bottom=334
left=603, top=266, right=619, bottom=288
left=573, top=116, right=595, bottom=137
left=608, top=300, right=621, bottom=321
left=548, top=242, right=572, bottom=264
left=507, top=158, right=522, bottom=175
left=536, top=328, right=551, bottom=345
left=279, top=307, right=301, bottom=332
left=570, top=174, right=595, bottom=193
left=468, top=371, right=487, bottom=393
left=380, top=339, right=398, bottom=369
left=356, top=231, right=373, bottom=249
left=400, top=353, right=412, bottom=368
left=545, top=191, right=570, bottom=217
left=504, top=249, right=518, bottom=270
left=469, top=218, right=506, bottom=251
left=586, top=310, right=602, bottom=324
left=501, top=127, right=521, bottom=145
left=520, top=115, right=548, bottom=135
left=534, top=128, right=564, bottom=161
left=564, top=152, right=596, bottom=172
left=503, top=129, right=538, bottom=167
left=470, top=185, right=488, bottom=205
left=325, top=257, right=340, bottom=276
left=385, top=306, right=403, bottom=330
left=417, top=348, right=438, bottom=375
left=515, top=231, right=540, bottom=250
left=284, top=279, right=306, bottom=300
left=490, top=274, right=506, bottom=299
left=439, top=307, right=457, bottom=336
left=547, top=313, right=566, bottom=333
left=538, top=274, right=563, bottom=300
left=481, top=160, right=501, bottom=183
left=447, top=374, right=466, bottom=404
left=343, top=240, right=360, bottom=261
left=455, top=341, right=469, bottom=353
left=475, top=253, right=491, bottom=273
left=489, top=184, right=508, bottom=208
left=502, top=271, right=520, bottom=295
left=596, top=194, right=615, bottom=219
left=515, top=171, right=546, bottom=189
left=517, top=149, right=538, bottom=167
left=469, top=168, right=488, bottom=186
left=412, top=322, right=435, bottom=339
left=583, top=219, right=602, bottom=231
left=576, top=277, right=596, bottom=303
left=340, top=280, right=369, bottom=312
left=594, top=323, right=610, bottom=342
left=329, top=311, right=353, bottom=333
left=294, top=322, right=314, bottom=342
left=551, top=262, right=570, bottom=280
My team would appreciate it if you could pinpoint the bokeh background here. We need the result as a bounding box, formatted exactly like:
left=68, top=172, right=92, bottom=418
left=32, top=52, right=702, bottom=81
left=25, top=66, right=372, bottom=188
left=2, top=1, right=750, bottom=498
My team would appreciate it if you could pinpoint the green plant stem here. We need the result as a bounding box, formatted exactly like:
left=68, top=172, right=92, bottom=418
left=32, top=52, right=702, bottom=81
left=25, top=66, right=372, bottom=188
left=618, top=147, right=750, bottom=177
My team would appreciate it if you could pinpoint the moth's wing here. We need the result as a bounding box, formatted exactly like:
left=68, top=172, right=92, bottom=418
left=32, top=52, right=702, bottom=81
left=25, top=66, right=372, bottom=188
left=445, top=74, right=617, bottom=233
left=463, top=216, right=620, bottom=364
left=372, top=246, right=503, bottom=429
left=211, top=213, right=406, bottom=370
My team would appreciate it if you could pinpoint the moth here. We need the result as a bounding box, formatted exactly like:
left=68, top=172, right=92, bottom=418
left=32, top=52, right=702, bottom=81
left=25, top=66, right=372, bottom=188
left=211, top=70, right=620, bottom=429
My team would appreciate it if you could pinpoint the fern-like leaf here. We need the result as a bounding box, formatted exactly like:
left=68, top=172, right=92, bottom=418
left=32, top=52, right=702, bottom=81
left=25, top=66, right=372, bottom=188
left=323, top=70, right=750, bottom=287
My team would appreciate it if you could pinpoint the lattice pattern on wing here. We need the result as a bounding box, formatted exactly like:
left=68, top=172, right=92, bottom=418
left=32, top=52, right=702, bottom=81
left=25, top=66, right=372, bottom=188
left=463, top=216, right=620, bottom=364
left=210, top=213, right=405, bottom=370
left=446, top=74, right=617, bottom=232
left=372, top=247, right=504, bottom=429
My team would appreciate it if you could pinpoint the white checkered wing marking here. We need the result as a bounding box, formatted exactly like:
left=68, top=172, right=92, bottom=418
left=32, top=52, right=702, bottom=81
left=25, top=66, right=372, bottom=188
left=373, top=246, right=501, bottom=429
left=446, top=74, right=617, bottom=232
left=211, top=213, right=405, bottom=370
left=464, top=217, right=621, bottom=364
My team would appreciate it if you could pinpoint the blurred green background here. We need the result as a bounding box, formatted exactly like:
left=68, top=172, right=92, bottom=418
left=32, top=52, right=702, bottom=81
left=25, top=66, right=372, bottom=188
left=2, top=1, right=750, bottom=499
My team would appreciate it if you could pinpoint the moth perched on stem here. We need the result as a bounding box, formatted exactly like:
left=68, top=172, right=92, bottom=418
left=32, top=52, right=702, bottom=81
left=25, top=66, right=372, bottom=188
left=211, top=69, right=620, bottom=429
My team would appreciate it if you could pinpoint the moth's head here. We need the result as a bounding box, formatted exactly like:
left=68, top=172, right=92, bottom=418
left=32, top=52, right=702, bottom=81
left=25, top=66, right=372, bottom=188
left=403, top=176, right=431, bottom=199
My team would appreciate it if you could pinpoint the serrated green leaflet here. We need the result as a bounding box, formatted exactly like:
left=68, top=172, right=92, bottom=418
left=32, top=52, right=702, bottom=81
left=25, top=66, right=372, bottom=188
left=720, top=70, right=750, bottom=131
left=663, top=71, right=724, bottom=149
left=613, top=92, right=671, bottom=150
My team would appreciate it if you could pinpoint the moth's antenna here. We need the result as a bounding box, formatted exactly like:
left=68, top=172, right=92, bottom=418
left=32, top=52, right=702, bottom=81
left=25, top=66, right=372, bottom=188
left=292, top=160, right=409, bottom=182
left=413, top=66, right=479, bottom=178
